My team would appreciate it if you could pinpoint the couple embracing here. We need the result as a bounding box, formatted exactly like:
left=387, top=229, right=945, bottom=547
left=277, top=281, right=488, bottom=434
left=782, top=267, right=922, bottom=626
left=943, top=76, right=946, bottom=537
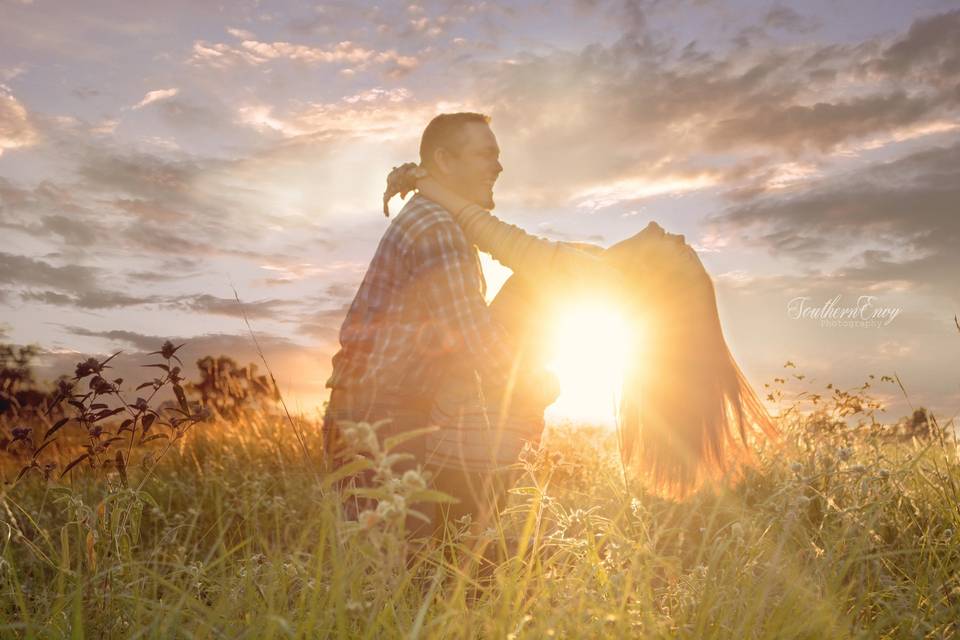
left=322, top=112, right=776, bottom=542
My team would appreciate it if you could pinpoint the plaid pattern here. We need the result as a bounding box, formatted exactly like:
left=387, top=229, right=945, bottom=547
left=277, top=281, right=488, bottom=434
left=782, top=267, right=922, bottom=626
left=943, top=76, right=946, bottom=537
left=425, top=360, right=546, bottom=472
left=326, top=194, right=516, bottom=398
left=425, top=274, right=555, bottom=472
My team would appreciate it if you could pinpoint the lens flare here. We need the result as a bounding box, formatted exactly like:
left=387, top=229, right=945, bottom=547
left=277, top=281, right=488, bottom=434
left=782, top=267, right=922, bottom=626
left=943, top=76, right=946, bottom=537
left=544, top=301, right=639, bottom=426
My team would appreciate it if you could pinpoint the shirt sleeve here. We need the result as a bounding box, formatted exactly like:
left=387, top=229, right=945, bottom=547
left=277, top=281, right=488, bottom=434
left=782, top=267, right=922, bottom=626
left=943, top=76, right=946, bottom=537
left=452, top=204, right=617, bottom=284
left=409, top=220, right=519, bottom=387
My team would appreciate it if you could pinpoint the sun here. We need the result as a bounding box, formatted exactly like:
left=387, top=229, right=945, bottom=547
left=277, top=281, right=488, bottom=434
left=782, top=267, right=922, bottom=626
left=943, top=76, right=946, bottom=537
left=544, top=300, right=640, bottom=426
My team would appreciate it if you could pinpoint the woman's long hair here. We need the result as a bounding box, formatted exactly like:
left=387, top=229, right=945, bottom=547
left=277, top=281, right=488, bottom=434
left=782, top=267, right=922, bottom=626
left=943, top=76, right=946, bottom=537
left=604, top=224, right=778, bottom=499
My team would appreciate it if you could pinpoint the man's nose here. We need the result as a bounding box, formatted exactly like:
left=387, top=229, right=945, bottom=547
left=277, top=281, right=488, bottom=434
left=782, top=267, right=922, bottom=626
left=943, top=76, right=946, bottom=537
left=494, top=159, right=503, bottom=175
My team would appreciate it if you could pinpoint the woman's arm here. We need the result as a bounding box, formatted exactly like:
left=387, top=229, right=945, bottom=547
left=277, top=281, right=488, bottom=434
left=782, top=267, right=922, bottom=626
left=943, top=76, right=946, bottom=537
left=416, top=176, right=618, bottom=286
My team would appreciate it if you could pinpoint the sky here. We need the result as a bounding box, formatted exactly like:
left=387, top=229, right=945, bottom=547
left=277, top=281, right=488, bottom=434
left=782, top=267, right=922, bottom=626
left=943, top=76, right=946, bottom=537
left=1, top=0, right=959, bottom=425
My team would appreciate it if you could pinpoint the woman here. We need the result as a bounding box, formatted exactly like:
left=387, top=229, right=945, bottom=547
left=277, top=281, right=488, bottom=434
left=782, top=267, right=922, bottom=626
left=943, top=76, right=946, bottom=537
left=383, top=164, right=777, bottom=506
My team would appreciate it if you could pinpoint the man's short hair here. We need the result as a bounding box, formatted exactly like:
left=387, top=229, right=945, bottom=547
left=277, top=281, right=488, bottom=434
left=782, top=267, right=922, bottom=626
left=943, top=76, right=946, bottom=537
left=419, top=112, right=491, bottom=169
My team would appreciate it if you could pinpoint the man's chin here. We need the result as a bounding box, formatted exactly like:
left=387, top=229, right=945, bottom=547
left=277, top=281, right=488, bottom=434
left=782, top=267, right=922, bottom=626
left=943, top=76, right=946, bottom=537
left=477, top=192, right=496, bottom=210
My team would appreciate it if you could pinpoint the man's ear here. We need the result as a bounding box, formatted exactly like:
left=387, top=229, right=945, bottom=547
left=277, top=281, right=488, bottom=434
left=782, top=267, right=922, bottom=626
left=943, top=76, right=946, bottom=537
left=432, top=147, right=455, bottom=176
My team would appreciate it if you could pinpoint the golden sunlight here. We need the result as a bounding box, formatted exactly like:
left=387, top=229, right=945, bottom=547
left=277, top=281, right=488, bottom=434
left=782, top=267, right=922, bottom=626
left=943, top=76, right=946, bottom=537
left=544, top=301, right=638, bottom=427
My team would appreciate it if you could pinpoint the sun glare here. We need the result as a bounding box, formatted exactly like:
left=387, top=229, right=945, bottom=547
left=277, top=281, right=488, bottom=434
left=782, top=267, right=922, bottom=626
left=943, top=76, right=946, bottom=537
left=544, top=301, right=638, bottom=427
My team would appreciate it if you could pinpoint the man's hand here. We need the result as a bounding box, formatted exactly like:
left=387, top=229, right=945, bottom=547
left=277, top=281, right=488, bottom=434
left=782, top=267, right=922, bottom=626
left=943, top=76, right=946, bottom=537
left=509, top=368, right=561, bottom=409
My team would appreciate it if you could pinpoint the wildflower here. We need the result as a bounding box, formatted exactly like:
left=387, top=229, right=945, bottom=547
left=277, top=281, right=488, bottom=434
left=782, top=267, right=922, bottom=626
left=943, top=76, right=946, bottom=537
left=89, top=375, right=114, bottom=394
left=159, top=340, right=178, bottom=360
left=848, top=465, right=866, bottom=474
left=401, top=469, right=426, bottom=491
left=75, top=357, right=102, bottom=379
left=517, top=442, right=536, bottom=465
left=730, top=522, right=744, bottom=540
left=478, top=527, right=498, bottom=542
left=877, top=468, right=890, bottom=480
left=790, top=462, right=803, bottom=474
left=376, top=500, right=397, bottom=520
left=341, top=421, right=380, bottom=454
left=838, top=447, right=853, bottom=461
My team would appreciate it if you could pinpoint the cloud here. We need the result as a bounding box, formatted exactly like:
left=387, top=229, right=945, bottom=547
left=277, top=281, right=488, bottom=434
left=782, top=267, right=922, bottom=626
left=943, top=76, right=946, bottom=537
left=0, top=87, right=38, bottom=155
left=132, top=88, right=179, bottom=110
left=0, top=178, right=111, bottom=245
left=1, top=146, right=245, bottom=258
left=710, top=140, right=960, bottom=294
left=763, top=5, right=820, bottom=33
left=867, top=9, right=960, bottom=82
left=74, top=146, right=209, bottom=201
left=0, top=251, right=100, bottom=293
left=457, top=9, right=960, bottom=208
left=153, top=99, right=223, bottom=129
left=0, top=252, right=167, bottom=310
left=63, top=325, right=166, bottom=351
left=188, top=38, right=418, bottom=76
left=123, top=259, right=204, bottom=284
left=167, top=293, right=295, bottom=319
left=296, top=304, right=349, bottom=344
left=237, top=85, right=425, bottom=141
left=257, top=261, right=356, bottom=284
left=573, top=172, right=720, bottom=211
left=226, top=27, right=255, bottom=40
left=704, top=90, right=945, bottom=155
left=62, top=146, right=277, bottom=254
left=0, top=247, right=305, bottom=317
left=71, top=86, right=100, bottom=99
left=19, top=289, right=161, bottom=309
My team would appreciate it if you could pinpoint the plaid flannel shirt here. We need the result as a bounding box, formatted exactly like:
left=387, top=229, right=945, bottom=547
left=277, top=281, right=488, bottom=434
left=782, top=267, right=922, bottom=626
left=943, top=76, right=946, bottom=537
left=326, top=194, right=516, bottom=398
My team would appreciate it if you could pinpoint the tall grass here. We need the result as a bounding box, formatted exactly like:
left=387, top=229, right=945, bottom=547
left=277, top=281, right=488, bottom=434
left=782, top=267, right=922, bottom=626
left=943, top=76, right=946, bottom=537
left=2, top=360, right=959, bottom=638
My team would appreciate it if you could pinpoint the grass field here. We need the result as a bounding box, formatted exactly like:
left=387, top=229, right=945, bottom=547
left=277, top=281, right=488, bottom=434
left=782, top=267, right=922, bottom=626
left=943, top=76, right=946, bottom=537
left=2, top=364, right=959, bottom=639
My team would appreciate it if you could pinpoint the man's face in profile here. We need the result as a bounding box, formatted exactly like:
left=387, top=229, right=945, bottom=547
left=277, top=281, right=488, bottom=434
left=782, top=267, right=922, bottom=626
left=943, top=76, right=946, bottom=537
left=444, top=122, right=503, bottom=209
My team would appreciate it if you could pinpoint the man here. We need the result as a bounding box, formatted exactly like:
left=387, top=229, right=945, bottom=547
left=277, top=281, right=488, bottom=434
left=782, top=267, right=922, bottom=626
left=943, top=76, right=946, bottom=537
left=323, top=113, right=555, bottom=537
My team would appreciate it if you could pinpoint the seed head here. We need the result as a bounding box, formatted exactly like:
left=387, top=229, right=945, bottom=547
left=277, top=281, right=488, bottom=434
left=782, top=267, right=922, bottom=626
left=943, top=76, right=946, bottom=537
left=401, top=469, right=426, bottom=491
left=358, top=509, right=381, bottom=530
